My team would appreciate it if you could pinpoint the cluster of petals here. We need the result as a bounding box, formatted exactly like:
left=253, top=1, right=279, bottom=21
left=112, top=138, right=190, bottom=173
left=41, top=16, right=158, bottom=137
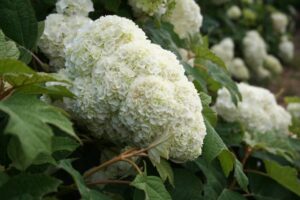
left=214, top=83, right=291, bottom=134
left=38, top=0, right=93, bottom=70
left=128, top=0, right=203, bottom=39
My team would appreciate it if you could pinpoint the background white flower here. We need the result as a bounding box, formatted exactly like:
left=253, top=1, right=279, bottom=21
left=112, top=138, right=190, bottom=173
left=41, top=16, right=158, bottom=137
left=271, top=12, right=289, bottom=34
left=214, top=83, right=291, bottom=134
left=279, top=36, right=294, bottom=63
left=56, top=0, right=94, bottom=16
left=38, top=14, right=92, bottom=70
left=164, top=0, right=203, bottom=39
left=227, top=6, right=242, bottom=20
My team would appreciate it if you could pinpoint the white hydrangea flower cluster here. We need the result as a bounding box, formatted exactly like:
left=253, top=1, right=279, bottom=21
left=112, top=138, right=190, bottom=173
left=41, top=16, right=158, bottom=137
left=128, top=0, right=203, bottom=39
left=38, top=0, right=94, bottom=70
left=243, top=31, right=267, bottom=70
left=128, top=0, right=175, bottom=17
left=287, top=103, right=300, bottom=119
left=271, top=12, right=288, bottom=34
left=211, top=38, right=235, bottom=66
left=63, top=15, right=207, bottom=162
left=214, top=83, right=291, bottom=134
left=211, top=38, right=249, bottom=80
left=56, top=0, right=94, bottom=16
left=39, top=14, right=92, bottom=70
left=230, top=58, right=250, bottom=81
left=263, top=54, right=283, bottom=75
left=227, top=5, right=242, bottom=20
left=279, top=36, right=294, bottom=63
left=163, top=0, right=203, bottom=39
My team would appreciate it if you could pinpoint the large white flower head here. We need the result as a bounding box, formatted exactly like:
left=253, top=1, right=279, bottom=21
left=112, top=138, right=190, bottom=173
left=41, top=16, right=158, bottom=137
left=128, top=0, right=175, bottom=17
left=214, top=83, right=291, bottom=134
left=119, top=76, right=205, bottom=161
left=271, top=12, right=289, bottom=34
left=38, top=14, right=92, bottom=70
left=243, top=31, right=267, bottom=69
left=227, top=5, right=242, bottom=20
left=263, top=54, right=283, bottom=74
left=279, top=36, right=294, bottom=63
left=211, top=38, right=235, bottom=66
left=56, top=0, right=94, bottom=16
left=164, top=0, right=203, bottom=39
left=63, top=15, right=206, bottom=162
left=64, top=16, right=148, bottom=77
left=229, top=58, right=250, bottom=81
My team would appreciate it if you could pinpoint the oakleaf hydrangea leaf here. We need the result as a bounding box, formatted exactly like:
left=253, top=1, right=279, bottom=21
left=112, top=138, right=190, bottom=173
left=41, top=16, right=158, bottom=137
left=0, top=30, right=20, bottom=59
left=0, top=93, right=78, bottom=170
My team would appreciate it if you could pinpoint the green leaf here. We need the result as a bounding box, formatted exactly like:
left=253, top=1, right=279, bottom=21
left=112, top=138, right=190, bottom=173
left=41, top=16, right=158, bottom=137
left=170, top=168, right=203, bottom=200
left=0, top=93, right=78, bottom=170
left=3, top=73, right=67, bottom=88
left=217, top=189, right=246, bottom=200
left=0, top=30, right=19, bottom=59
left=202, top=119, right=228, bottom=162
left=244, top=131, right=296, bottom=162
left=0, top=59, right=73, bottom=97
left=18, top=84, right=74, bottom=98
left=203, top=119, right=236, bottom=177
left=151, top=158, right=174, bottom=187
left=197, top=60, right=241, bottom=105
left=0, top=0, right=38, bottom=63
left=248, top=172, right=298, bottom=200
left=52, top=136, right=79, bottom=153
left=194, top=45, right=226, bottom=69
left=218, top=150, right=235, bottom=177
left=200, top=92, right=217, bottom=126
left=195, top=158, right=227, bottom=199
left=284, top=96, right=300, bottom=104
left=234, top=159, right=249, bottom=191
left=0, top=173, right=61, bottom=199
left=0, top=59, right=34, bottom=74
left=58, top=160, right=111, bottom=200
left=264, top=160, right=300, bottom=196
left=182, top=62, right=207, bottom=92
left=216, top=121, right=244, bottom=146
left=131, top=174, right=171, bottom=200
left=141, top=20, right=183, bottom=58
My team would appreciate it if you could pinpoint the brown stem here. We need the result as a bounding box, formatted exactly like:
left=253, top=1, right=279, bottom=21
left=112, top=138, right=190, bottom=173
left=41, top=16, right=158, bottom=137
left=0, top=78, right=4, bottom=94
left=0, top=87, right=14, bottom=101
left=18, top=46, right=50, bottom=72
left=242, top=146, right=253, bottom=166
left=122, top=158, right=142, bottom=174
left=244, top=169, right=269, bottom=177
left=194, top=63, right=207, bottom=71
left=83, top=147, right=149, bottom=179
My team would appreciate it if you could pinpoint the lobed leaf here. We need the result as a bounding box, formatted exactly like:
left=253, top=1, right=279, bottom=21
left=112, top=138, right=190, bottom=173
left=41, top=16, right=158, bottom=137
left=264, top=160, right=300, bottom=196
left=0, top=173, right=61, bottom=199
left=131, top=174, right=172, bottom=200
left=0, top=93, right=78, bottom=170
